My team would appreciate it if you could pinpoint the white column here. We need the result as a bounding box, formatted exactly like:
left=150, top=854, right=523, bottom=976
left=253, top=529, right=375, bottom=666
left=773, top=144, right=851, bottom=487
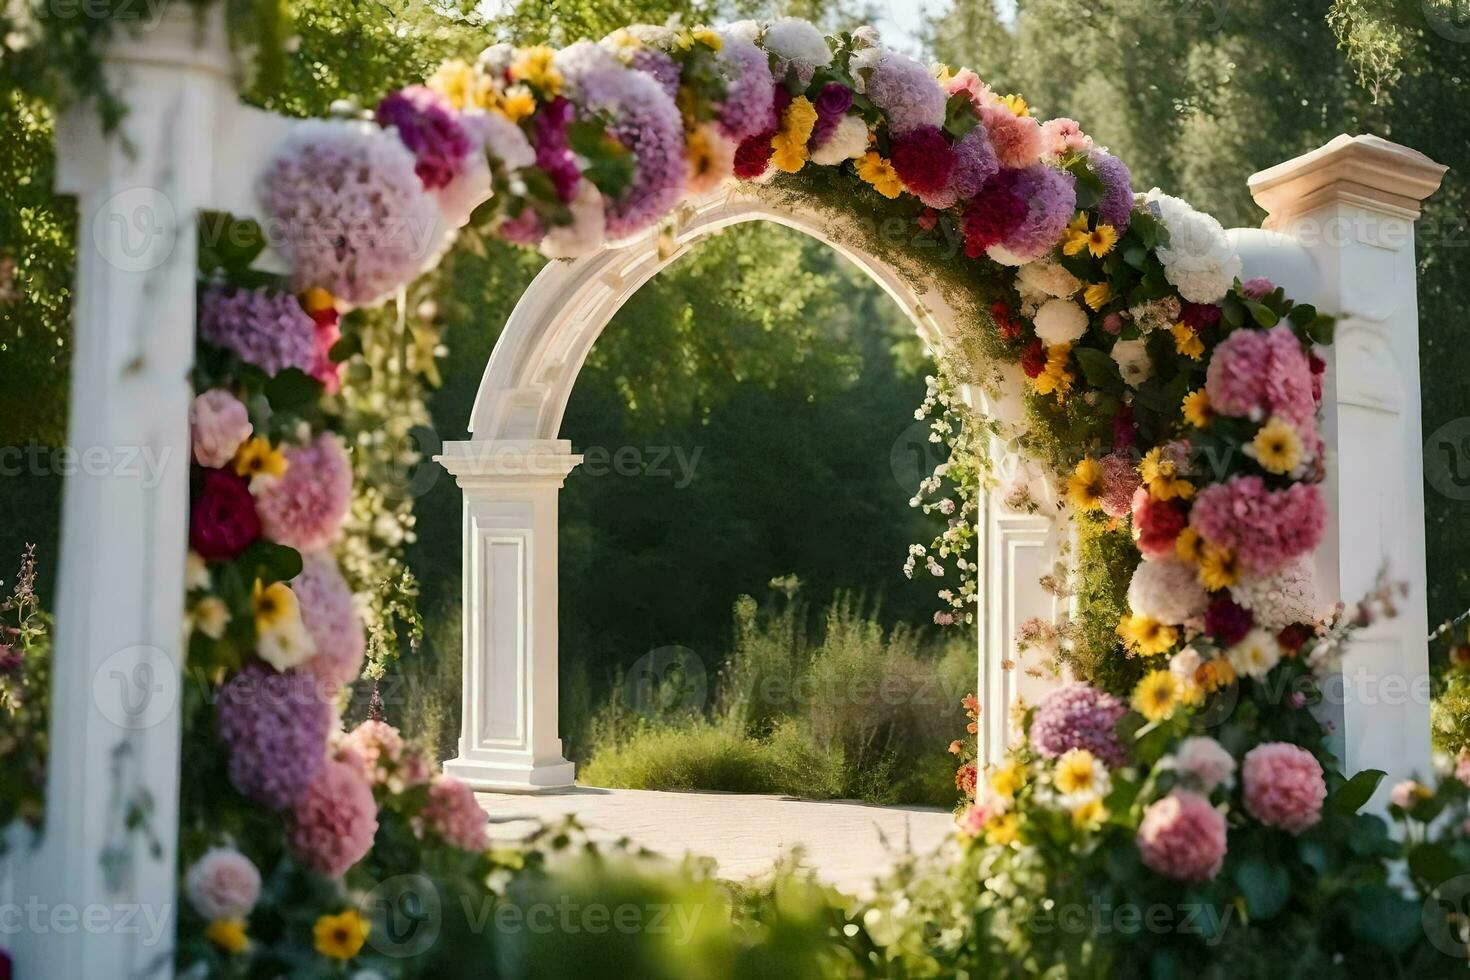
left=437, top=441, right=579, bottom=789
left=1246, top=134, right=1446, bottom=802
left=10, top=10, right=235, bottom=977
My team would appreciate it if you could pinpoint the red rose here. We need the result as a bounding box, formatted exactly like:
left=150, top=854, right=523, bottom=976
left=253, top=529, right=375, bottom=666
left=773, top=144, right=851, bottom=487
left=1277, top=623, right=1312, bottom=655
left=992, top=301, right=1023, bottom=342
left=190, top=468, right=261, bottom=561
left=733, top=132, right=776, bottom=180
left=1021, top=339, right=1046, bottom=378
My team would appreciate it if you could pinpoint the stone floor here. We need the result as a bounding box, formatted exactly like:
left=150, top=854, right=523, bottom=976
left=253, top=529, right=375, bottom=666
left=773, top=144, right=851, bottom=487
left=477, top=786, right=957, bottom=898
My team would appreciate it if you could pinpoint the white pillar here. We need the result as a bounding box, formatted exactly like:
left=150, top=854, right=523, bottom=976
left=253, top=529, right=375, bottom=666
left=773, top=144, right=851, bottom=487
left=1246, top=134, right=1446, bottom=802
left=10, top=9, right=236, bottom=977
left=437, top=440, right=579, bottom=789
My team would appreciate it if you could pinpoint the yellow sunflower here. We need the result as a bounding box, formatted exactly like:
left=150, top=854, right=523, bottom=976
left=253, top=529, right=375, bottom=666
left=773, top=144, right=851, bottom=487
left=855, top=152, right=903, bottom=199
left=234, top=437, right=288, bottom=482
left=989, top=760, right=1025, bottom=799
left=1182, top=389, right=1211, bottom=428
left=314, top=910, right=369, bottom=962
left=1053, top=749, right=1100, bottom=796
left=1032, top=345, right=1075, bottom=400
left=1197, top=544, right=1241, bottom=590
left=1131, top=669, right=1181, bottom=722
left=1118, top=614, right=1179, bottom=657
left=986, top=812, right=1021, bottom=846
left=1250, top=416, right=1304, bottom=475
left=1066, top=457, right=1107, bottom=512
left=1083, top=282, right=1113, bottom=310
left=1174, top=527, right=1207, bottom=565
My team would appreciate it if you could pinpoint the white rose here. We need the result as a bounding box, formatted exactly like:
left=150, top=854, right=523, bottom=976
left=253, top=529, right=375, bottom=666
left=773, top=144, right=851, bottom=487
left=1111, top=338, right=1153, bottom=387
left=1145, top=188, right=1242, bottom=304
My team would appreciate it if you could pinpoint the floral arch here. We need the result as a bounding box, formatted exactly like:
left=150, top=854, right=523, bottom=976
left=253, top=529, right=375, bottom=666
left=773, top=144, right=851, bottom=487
left=13, top=7, right=1451, bottom=976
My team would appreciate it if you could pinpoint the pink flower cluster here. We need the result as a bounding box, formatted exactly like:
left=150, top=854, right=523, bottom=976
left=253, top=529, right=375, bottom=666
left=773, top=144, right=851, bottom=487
left=1029, top=684, right=1128, bottom=768
left=287, top=754, right=379, bottom=877
left=715, top=33, right=777, bottom=141
left=1242, top=742, right=1326, bottom=834
left=1097, top=452, right=1140, bottom=519
left=185, top=847, right=261, bottom=920
left=419, top=775, right=487, bottom=851
left=217, top=663, right=334, bottom=810
left=293, top=551, right=365, bottom=692
left=1205, top=324, right=1317, bottom=434
left=336, top=719, right=432, bottom=790
left=254, top=433, right=353, bottom=551
left=190, top=389, right=253, bottom=468
left=1136, top=791, right=1227, bottom=882
left=1189, top=476, right=1326, bottom=576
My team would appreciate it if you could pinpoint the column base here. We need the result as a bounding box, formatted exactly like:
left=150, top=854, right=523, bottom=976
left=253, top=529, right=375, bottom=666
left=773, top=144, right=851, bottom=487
left=443, top=753, right=576, bottom=792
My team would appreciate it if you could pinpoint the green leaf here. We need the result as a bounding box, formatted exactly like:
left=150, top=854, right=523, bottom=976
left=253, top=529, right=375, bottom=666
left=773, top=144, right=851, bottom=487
left=264, top=369, right=324, bottom=414
left=1243, top=299, right=1279, bottom=327
left=328, top=332, right=362, bottom=364
left=1347, top=883, right=1421, bottom=953
left=1234, top=857, right=1291, bottom=919
left=1073, top=346, right=1124, bottom=393
left=237, top=540, right=303, bottom=586
left=1409, top=842, right=1465, bottom=888
left=1122, top=245, right=1149, bottom=271
left=1332, top=769, right=1385, bottom=815
left=1307, top=314, right=1335, bottom=346
left=943, top=92, right=980, bottom=139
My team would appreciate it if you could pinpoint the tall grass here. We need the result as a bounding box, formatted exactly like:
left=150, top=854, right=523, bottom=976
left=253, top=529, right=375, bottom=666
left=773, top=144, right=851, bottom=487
left=580, top=592, right=972, bottom=807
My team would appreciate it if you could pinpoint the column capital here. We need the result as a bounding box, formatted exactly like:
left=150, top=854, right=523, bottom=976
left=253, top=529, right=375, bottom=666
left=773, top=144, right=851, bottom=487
left=437, top=439, right=583, bottom=484
left=1248, top=133, right=1446, bottom=229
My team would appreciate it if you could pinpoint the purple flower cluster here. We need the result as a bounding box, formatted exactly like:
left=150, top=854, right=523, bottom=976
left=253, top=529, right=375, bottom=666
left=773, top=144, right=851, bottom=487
left=533, top=97, right=582, bottom=203
left=1029, top=684, right=1128, bottom=768
left=626, top=47, right=680, bottom=100
left=992, top=164, right=1077, bottom=264
left=375, top=85, right=473, bottom=190
left=922, top=125, right=998, bottom=210
left=294, top=551, right=365, bottom=693
left=217, top=663, right=334, bottom=810
left=715, top=33, right=777, bottom=141
left=809, top=83, right=853, bottom=148
left=867, top=51, right=947, bottom=134
left=199, top=285, right=316, bottom=377
left=1090, top=149, right=1134, bottom=232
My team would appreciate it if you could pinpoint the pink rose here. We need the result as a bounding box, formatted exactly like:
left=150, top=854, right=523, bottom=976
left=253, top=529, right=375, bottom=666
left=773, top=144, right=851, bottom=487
left=184, top=847, right=261, bottom=920
left=1137, top=791, right=1227, bottom=882
left=190, top=389, right=252, bottom=468
left=1242, top=742, right=1326, bottom=834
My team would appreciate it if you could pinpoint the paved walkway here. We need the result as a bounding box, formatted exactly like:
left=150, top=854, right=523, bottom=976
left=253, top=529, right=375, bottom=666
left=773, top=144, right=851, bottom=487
left=477, top=786, right=957, bottom=898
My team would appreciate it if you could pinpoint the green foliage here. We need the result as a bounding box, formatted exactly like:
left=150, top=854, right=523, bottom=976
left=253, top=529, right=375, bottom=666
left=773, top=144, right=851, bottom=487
left=1072, top=511, right=1142, bottom=694
left=580, top=592, right=973, bottom=807
left=0, top=546, right=50, bottom=836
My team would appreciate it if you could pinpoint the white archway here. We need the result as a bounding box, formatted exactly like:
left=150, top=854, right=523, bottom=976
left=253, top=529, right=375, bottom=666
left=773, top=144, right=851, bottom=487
left=436, top=184, right=1063, bottom=788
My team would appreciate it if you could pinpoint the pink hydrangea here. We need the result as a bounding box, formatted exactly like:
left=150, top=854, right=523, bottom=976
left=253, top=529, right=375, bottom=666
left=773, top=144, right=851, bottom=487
left=190, top=389, right=253, bottom=468
left=1205, top=324, right=1317, bottom=434
left=337, top=718, right=405, bottom=786
left=199, top=285, right=316, bottom=377
left=1040, top=117, right=1091, bottom=159
left=867, top=51, right=947, bottom=134
left=184, top=847, right=261, bottom=920
left=419, top=775, right=487, bottom=851
left=217, top=662, right=334, bottom=810
left=1189, top=476, right=1326, bottom=576
left=1098, top=453, right=1141, bottom=519
left=287, top=755, right=379, bottom=877
left=1241, top=276, right=1274, bottom=300
left=257, top=119, right=438, bottom=306
left=1029, top=684, right=1128, bottom=768
left=715, top=34, right=777, bottom=141
left=254, top=433, right=353, bottom=551
left=957, top=801, right=992, bottom=837
left=294, top=551, right=364, bottom=692
left=1131, top=487, right=1188, bottom=560
left=1242, top=742, right=1326, bottom=833
left=1136, top=791, right=1227, bottom=882
left=978, top=104, right=1044, bottom=170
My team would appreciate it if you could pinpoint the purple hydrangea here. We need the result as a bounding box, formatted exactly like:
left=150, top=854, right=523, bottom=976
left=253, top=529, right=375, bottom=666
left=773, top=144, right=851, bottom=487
left=1029, top=684, right=1128, bottom=768
left=533, top=97, right=582, bottom=203
left=217, top=662, right=334, bottom=810
left=991, top=164, right=1077, bottom=264
left=1090, top=149, right=1134, bottom=232
left=866, top=51, right=947, bottom=135
left=200, top=285, right=316, bottom=376
left=570, top=58, right=686, bottom=240
left=715, top=33, right=777, bottom=143
left=374, top=85, right=473, bottom=190
left=626, top=47, right=680, bottom=101
left=921, top=125, right=999, bottom=210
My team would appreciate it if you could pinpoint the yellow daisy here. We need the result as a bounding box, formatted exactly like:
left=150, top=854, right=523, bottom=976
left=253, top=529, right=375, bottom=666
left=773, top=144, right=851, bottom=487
left=314, top=910, right=369, bottom=962
left=1250, top=416, right=1304, bottom=475
left=1032, top=345, right=1075, bottom=400
left=234, top=437, right=288, bottom=482
left=1117, top=614, right=1179, bottom=657
left=1174, top=527, right=1207, bottom=565
left=426, top=59, right=490, bottom=110
left=1071, top=797, right=1108, bottom=830
left=1172, top=323, right=1204, bottom=360
left=1066, top=457, right=1107, bottom=512
left=989, top=760, right=1025, bottom=799
left=855, top=152, right=903, bottom=199
left=206, top=918, right=249, bottom=954
left=1197, top=544, right=1241, bottom=590
left=252, top=579, right=300, bottom=634
left=998, top=93, right=1029, bottom=116
left=1131, top=669, right=1181, bottom=722
left=770, top=132, right=809, bottom=173
left=509, top=46, right=562, bottom=95
left=1195, top=657, right=1236, bottom=692
left=1182, top=389, right=1211, bottom=428
left=986, top=812, right=1020, bottom=846
left=1083, top=282, right=1113, bottom=310
left=492, top=85, right=537, bottom=123
left=1053, top=749, right=1101, bottom=796
left=1085, top=224, right=1118, bottom=257
left=692, top=27, right=723, bottom=50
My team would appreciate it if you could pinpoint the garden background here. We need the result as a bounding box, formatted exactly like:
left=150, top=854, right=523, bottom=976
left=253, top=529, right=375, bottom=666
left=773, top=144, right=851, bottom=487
left=2, top=0, right=1467, bottom=799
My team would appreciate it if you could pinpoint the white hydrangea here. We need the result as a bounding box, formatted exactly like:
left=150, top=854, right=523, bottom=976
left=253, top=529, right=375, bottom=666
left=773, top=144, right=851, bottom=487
left=1111, top=338, right=1153, bottom=387
left=762, top=18, right=832, bottom=84
left=539, top=181, right=607, bottom=260
left=1145, top=188, right=1242, bottom=304
left=1033, top=299, right=1089, bottom=345
left=722, top=19, right=761, bottom=43
left=477, top=43, right=515, bottom=77
left=466, top=110, right=535, bottom=172
left=1230, top=558, right=1321, bottom=630
left=1226, top=628, right=1282, bottom=680
left=1171, top=736, right=1236, bottom=792
left=985, top=243, right=1030, bottom=267
left=848, top=27, right=884, bottom=92
left=810, top=115, right=870, bottom=166
left=1017, top=260, right=1081, bottom=301
left=1128, top=557, right=1209, bottom=626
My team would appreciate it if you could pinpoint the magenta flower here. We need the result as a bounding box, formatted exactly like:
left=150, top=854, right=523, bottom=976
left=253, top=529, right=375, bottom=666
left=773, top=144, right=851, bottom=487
left=418, top=775, right=487, bottom=851
left=254, top=433, right=353, bottom=552
left=1190, top=476, right=1326, bottom=576
left=189, top=469, right=260, bottom=562
left=375, top=85, right=473, bottom=190
left=1205, top=324, right=1317, bottom=433
left=217, top=663, right=334, bottom=810
left=1089, top=150, right=1133, bottom=232
left=1204, top=596, right=1254, bottom=647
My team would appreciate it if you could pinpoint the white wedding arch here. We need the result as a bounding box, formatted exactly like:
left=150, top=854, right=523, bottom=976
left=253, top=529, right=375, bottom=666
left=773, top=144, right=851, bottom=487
left=2, top=9, right=1447, bottom=977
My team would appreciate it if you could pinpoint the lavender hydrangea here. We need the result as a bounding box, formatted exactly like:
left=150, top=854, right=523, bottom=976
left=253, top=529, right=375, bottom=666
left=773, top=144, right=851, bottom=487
left=1090, top=149, right=1134, bottom=232
left=374, top=85, right=473, bottom=190
left=217, top=662, right=334, bottom=810
left=559, top=42, right=686, bottom=240
left=866, top=51, right=946, bottom=135
left=715, top=33, right=777, bottom=142
left=989, top=164, right=1077, bottom=265
left=921, top=125, right=998, bottom=210
left=761, top=18, right=832, bottom=86
left=199, top=285, right=316, bottom=376
left=625, top=47, right=680, bottom=101
left=1029, top=683, right=1128, bottom=768
left=257, top=119, right=439, bottom=306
